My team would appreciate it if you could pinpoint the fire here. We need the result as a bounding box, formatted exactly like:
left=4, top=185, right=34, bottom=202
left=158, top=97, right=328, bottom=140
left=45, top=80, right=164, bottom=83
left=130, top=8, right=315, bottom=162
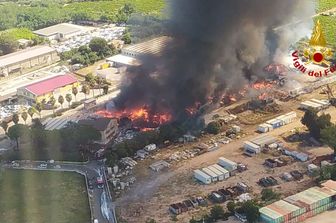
left=95, top=107, right=172, bottom=130
left=251, top=81, right=275, bottom=90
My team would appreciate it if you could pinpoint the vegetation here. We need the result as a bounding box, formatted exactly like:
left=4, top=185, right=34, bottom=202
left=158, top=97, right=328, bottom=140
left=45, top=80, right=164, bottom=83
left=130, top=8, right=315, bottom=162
left=301, top=109, right=332, bottom=139
left=189, top=205, right=229, bottom=223
left=206, top=121, right=221, bottom=135
left=261, top=188, right=280, bottom=203
left=0, top=0, right=164, bottom=31
left=321, top=125, right=336, bottom=158
left=4, top=120, right=101, bottom=161
left=316, top=0, right=336, bottom=47
left=0, top=169, right=90, bottom=223
left=236, top=201, right=260, bottom=223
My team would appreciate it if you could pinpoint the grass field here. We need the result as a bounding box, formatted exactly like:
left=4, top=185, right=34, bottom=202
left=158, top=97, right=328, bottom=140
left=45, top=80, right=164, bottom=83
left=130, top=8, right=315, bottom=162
left=0, top=169, right=90, bottom=223
left=317, top=0, right=336, bottom=47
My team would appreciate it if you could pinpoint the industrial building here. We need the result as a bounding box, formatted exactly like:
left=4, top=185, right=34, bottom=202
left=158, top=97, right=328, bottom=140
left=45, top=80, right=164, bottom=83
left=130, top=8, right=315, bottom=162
left=243, top=135, right=277, bottom=156
left=259, top=180, right=336, bottom=223
left=33, top=23, right=85, bottom=41
left=258, top=112, right=297, bottom=133
left=78, top=117, right=118, bottom=145
left=0, top=45, right=59, bottom=77
left=106, top=36, right=173, bottom=68
left=17, top=74, right=79, bottom=104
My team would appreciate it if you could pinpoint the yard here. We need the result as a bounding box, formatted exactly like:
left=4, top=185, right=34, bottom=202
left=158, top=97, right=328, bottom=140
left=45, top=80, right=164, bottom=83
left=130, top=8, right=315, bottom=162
left=0, top=169, right=90, bottom=223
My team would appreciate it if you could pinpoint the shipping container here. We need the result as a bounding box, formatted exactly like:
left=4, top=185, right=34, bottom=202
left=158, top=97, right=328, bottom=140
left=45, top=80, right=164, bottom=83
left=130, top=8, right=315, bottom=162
left=201, top=167, right=218, bottom=182
left=207, top=166, right=225, bottom=181
left=218, top=157, right=237, bottom=171
left=243, top=141, right=261, bottom=155
left=193, top=169, right=211, bottom=184
left=258, top=123, right=273, bottom=133
left=211, top=164, right=230, bottom=179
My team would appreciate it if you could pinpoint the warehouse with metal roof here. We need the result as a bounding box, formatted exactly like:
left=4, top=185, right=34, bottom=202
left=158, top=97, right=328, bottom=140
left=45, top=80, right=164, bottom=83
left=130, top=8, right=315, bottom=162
left=33, top=23, right=85, bottom=41
left=0, top=45, right=59, bottom=77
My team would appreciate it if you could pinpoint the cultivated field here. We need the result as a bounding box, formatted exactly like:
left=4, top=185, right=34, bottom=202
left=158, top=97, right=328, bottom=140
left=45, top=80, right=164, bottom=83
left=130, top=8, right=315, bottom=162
left=0, top=169, right=90, bottom=223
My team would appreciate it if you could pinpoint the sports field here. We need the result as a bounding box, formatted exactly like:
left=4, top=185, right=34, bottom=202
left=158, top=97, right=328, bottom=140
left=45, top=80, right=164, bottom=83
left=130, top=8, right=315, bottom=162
left=0, top=169, right=90, bottom=223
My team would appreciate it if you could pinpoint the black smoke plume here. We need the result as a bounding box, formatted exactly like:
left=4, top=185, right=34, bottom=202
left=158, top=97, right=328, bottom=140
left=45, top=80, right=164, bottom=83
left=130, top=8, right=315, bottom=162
left=114, top=0, right=314, bottom=121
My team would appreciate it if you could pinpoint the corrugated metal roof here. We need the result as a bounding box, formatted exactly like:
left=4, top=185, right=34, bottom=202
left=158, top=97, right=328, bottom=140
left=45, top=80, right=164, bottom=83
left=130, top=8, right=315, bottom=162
left=269, top=200, right=301, bottom=215
left=250, top=134, right=277, bottom=146
left=194, top=169, right=211, bottom=179
left=122, top=36, right=173, bottom=56
left=202, top=168, right=218, bottom=178
left=0, top=45, right=56, bottom=67
left=259, top=206, right=283, bottom=220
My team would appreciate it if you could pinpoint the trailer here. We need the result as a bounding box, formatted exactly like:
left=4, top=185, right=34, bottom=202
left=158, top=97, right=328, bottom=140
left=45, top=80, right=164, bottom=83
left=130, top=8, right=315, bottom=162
left=194, top=169, right=211, bottom=184
left=257, top=123, right=273, bottom=133
left=211, top=164, right=230, bottom=179
left=243, top=141, right=261, bottom=156
left=218, top=157, right=237, bottom=171
left=207, top=165, right=225, bottom=181
left=202, top=167, right=218, bottom=182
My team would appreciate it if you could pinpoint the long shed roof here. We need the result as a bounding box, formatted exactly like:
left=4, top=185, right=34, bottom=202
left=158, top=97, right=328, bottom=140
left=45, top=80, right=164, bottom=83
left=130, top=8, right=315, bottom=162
left=0, top=45, right=56, bottom=68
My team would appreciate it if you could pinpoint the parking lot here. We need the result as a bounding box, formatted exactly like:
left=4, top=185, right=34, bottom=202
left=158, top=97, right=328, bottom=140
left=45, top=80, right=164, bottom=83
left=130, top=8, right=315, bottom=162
left=52, top=25, right=125, bottom=53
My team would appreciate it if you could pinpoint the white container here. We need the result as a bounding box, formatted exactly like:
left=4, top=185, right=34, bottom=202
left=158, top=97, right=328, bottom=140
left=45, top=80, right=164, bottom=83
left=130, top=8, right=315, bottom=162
left=194, top=169, right=211, bottom=184
left=207, top=166, right=225, bottom=181
left=211, top=164, right=230, bottom=179
left=218, top=157, right=237, bottom=171
left=257, top=123, right=273, bottom=133
left=243, top=141, right=261, bottom=154
left=202, top=167, right=218, bottom=182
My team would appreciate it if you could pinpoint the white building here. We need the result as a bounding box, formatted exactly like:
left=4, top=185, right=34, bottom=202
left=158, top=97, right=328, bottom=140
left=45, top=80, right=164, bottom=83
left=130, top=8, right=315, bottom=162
left=33, top=23, right=85, bottom=41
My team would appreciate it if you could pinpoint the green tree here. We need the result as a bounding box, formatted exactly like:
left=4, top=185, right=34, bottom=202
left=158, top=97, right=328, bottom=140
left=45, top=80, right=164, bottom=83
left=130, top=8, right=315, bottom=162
left=96, top=77, right=104, bottom=95
left=82, top=85, right=90, bottom=99
left=209, top=205, right=226, bottom=221
left=227, top=201, right=236, bottom=213
left=0, top=33, right=19, bottom=55
left=28, top=107, right=36, bottom=120
left=301, top=110, right=332, bottom=139
left=103, top=85, right=109, bottom=95
left=261, top=188, right=280, bottom=202
left=7, top=124, right=29, bottom=150
left=72, top=86, right=78, bottom=101
left=58, top=95, right=64, bottom=109
left=206, top=121, right=221, bottom=134
left=122, top=31, right=131, bottom=44
left=321, top=125, right=336, bottom=159
left=49, top=96, right=56, bottom=114
left=241, top=201, right=260, bottom=223
left=21, top=111, right=28, bottom=124
left=12, top=113, right=20, bottom=125
left=89, top=37, right=111, bottom=57
left=0, top=121, right=9, bottom=133
left=35, top=102, right=43, bottom=118
left=65, top=93, right=72, bottom=108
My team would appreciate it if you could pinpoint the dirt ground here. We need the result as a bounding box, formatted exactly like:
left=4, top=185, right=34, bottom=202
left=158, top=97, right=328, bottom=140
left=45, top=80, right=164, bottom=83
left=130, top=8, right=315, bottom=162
left=116, top=84, right=336, bottom=223
left=303, top=210, right=336, bottom=223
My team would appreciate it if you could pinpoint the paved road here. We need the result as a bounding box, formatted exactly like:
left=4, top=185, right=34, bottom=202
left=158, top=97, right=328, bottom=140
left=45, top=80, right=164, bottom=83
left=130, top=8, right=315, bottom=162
left=2, top=160, right=117, bottom=223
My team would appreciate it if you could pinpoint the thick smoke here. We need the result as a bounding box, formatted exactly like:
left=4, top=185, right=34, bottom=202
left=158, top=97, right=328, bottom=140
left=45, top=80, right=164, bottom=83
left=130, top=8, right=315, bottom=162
left=114, top=0, right=314, bottom=120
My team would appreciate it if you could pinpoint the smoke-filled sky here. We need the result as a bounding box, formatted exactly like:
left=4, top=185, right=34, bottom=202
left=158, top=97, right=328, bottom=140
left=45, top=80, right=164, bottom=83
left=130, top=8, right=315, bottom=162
left=114, top=0, right=315, bottom=120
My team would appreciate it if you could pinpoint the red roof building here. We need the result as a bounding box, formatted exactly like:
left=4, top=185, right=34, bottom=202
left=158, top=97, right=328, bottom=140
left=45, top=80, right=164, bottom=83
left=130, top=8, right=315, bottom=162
left=17, top=74, right=79, bottom=104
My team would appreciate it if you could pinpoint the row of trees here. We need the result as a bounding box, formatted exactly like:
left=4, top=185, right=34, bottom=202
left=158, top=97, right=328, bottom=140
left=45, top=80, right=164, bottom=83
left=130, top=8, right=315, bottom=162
left=0, top=1, right=161, bottom=31
left=3, top=118, right=100, bottom=161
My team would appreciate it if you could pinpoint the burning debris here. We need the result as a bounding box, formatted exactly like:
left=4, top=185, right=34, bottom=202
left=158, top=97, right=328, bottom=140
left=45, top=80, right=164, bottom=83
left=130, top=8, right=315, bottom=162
left=111, top=0, right=314, bottom=126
